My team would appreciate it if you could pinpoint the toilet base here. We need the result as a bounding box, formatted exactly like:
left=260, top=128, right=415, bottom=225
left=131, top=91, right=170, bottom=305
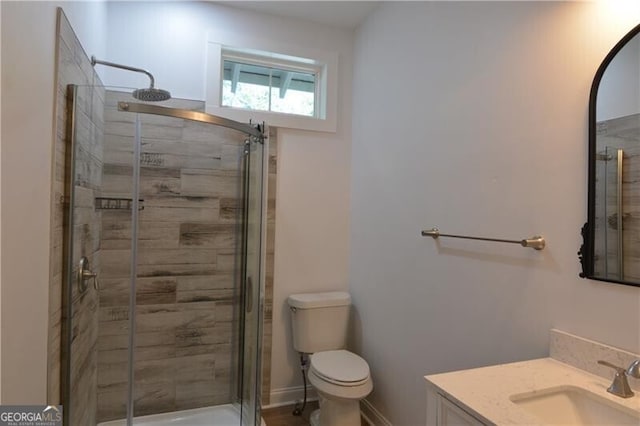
left=310, top=394, right=362, bottom=426
left=310, top=409, right=320, bottom=426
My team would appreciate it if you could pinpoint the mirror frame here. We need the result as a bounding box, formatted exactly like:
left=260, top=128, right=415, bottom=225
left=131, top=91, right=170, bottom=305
left=581, top=23, right=640, bottom=287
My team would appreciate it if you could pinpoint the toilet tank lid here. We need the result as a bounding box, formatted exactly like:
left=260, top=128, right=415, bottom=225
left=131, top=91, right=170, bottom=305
left=288, top=291, right=351, bottom=309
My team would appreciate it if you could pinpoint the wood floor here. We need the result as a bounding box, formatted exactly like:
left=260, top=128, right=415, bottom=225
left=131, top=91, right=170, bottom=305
left=262, top=402, right=319, bottom=426
left=262, top=402, right=366, bottom=426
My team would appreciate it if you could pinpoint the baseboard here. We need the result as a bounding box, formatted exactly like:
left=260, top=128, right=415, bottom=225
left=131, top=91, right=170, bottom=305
left=265, top=385, right=318, bottom=409
left=360, top=398, right=392, bottom=426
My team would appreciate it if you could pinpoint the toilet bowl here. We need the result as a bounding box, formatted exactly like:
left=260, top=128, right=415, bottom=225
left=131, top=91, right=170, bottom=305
left=307, top=350, right=372, bottom=426
left=287, top=292, right=373, bottom=426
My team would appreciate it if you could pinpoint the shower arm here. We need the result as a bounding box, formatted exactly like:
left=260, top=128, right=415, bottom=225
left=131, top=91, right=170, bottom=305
left=91, top=56, right=156, bottom=88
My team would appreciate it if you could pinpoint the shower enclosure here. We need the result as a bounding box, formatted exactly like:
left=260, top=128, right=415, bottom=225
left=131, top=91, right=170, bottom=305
left=62, top=84, right=265, bottom=426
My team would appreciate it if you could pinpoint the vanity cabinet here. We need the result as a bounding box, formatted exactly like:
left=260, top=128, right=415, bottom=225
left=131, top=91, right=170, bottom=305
left=424, top=332, right=640, bottom=425
left=426, top=388, right=488, bottom=426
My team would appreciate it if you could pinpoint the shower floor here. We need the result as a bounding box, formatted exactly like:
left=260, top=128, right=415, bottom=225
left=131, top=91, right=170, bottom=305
left=98, top=404, right=265, bottom=426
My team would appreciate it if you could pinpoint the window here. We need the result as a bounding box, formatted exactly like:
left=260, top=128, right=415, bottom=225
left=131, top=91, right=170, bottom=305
left=222, top=58, right=318, bottom=117
left=206, top=35, right=338, bottom=132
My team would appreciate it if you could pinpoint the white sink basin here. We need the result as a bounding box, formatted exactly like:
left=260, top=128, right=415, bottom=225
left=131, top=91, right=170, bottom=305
left=510, top=386, right=640, bottom=425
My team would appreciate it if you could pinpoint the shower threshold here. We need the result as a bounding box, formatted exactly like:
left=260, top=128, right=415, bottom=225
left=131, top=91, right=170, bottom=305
left=97, top=403, right=266, bottom=426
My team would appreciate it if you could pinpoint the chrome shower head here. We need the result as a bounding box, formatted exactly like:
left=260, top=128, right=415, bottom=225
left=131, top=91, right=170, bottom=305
left=132, top=88, right=172, bottom=102
left=91, top=56, right=172, bottom=102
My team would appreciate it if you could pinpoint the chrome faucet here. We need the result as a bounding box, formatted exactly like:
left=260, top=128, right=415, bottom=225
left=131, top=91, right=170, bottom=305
left=597, top=359, right=640, bottom=398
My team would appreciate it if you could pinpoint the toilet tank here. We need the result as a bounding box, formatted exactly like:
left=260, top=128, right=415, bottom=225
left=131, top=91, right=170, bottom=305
left=288, top=291, right=351, bottom=353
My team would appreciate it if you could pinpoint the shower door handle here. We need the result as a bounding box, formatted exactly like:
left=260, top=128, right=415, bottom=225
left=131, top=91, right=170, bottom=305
left=78, top=256, right=99, bottom=293
left=246, top=276, right=253, bottom=314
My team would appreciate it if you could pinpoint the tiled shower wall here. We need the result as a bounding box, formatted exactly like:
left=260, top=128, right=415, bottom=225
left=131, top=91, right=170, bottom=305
left=96, top=91, right=277, bottom=421
left=594, top=113, right=640, bottom=281
left=49, top=10, right=104, bottom=426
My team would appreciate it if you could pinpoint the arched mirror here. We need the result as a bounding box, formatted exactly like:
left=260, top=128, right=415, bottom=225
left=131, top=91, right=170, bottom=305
left=581, top=23, right=640, bottom=287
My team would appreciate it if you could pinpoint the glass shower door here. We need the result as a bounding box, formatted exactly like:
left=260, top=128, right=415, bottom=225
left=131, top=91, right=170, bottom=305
left=240, top=136, right=265, bottom=426
left=64, top=85, right=266, bottom=426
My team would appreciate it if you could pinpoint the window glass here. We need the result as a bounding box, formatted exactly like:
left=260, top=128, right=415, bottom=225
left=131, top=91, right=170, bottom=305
left=222, top=59, right=316, bottom=117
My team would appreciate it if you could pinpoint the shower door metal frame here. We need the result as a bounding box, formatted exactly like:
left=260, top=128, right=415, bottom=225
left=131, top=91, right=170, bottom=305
left=238, top=134, right=266, bottom=426
left=62, top=87, right=266, bottom=426
left=117, top=101, right=263, bottom=138
left=61, top=84, right=78, bottom=426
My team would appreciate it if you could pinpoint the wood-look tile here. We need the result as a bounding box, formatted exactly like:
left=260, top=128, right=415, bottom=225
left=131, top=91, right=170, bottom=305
left=99, top=289, right=130, bottom=308
left=136, top=263, right=217, bottom=278
left=219, top=197, right=242, bottom=220
left=175, top=326, right=232, bottom=349
left=176, top=274, right=236, bottom=291
left=135, top=358, right=175, bottom=385
left=176, top=288, right=234, bottom=304
left=143, top=195, right=219, bottom=209
left=179, top=223, right=237, bottom=249
left=136, top=277, right=177, bottom=303
left=138, top=206, right=220, bottom=223
left=96, top=390, right=127, bottom=422
left=134, top=306, right=180, bottom=334
left=182, top=120, right=237, bottom=144
left=136, top=248, right=217, bottom=266
left=174, top=380, right=230, bottom=406
left=220, top=144, right=245, bottom=170
left=97, top=360, right=128, bottom=391
left=105, top=119, right=135, bottom=138
left=100, top=306, right=129, bottom=322
left=181, top=169, right=240, bottom=198
left=213, top=301, right=235, bottom=323
left=215, top=251, right=241, bottom=273
left=142, top=137, right=223, bottom=158
left=175, top=305, right=216, bottom=329
left=102, top=220, right=180, bottom=250
left=97, top=330, right=172, bottom=353
left=100, top=249, right=132, bottom=278
left=140, top=122, right=184, bottom=141
left=98, top=320, right=130, bottom=337
left=174, top=353, right=215, bottom=381
left=139, top=174, right=182, bottom=196
left=140, top=112, right=184, bottom=128
left=131, top=383, right=176, bottom=418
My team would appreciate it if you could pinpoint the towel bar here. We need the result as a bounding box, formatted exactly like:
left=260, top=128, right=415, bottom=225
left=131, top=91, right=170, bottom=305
left=421, top=228, right=545, bottom=250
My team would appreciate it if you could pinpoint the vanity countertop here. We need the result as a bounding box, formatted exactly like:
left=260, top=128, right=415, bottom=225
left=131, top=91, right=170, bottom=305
left=425, top=357, right=640, bottom=425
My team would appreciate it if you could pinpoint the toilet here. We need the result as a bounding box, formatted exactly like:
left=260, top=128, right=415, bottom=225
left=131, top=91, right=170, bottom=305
left=288, top=292, right=372, bottom=426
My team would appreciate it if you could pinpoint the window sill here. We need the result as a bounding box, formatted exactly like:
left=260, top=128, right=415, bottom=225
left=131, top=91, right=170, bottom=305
left=204, top=105, right=336, bottom=133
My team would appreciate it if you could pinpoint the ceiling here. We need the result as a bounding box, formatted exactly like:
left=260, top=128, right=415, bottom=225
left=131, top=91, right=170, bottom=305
left=219, top=1, right=380, bottom=29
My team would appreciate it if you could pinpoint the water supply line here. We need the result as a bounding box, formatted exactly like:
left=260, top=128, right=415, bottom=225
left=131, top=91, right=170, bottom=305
left=292, top=353, right=308, bottom=416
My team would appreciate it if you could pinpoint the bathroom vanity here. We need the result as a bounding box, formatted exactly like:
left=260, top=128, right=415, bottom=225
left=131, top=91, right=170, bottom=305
left=425, top=330, right=640, bottom=425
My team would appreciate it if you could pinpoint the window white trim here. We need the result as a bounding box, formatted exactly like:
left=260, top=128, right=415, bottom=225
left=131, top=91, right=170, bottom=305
left=205, top=31, right=338, bottom=132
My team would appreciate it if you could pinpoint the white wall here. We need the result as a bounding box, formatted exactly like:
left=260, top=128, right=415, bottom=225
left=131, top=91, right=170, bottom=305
left=351, top=2, right=640, bottom=425
left=102, top=2, right=353, bottom=398
left=0, top=0, right=106, bottom=403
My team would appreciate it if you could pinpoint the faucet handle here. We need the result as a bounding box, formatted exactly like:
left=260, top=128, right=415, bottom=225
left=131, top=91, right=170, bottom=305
left=598, top=360, right=626, bottom=373
left=627, top=360, right=640, bottom=379
left=598, top=360, right=635, bottom=398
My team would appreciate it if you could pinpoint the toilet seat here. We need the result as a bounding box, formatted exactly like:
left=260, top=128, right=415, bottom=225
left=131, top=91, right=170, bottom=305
left=310, top=350, right=370, bottom=387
